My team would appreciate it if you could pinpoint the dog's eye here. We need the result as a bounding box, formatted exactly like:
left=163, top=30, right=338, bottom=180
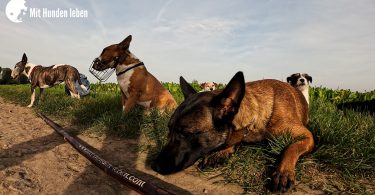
left=181, top=130, right=204, bottom=138
left=180, top=131, right=194, bottom=137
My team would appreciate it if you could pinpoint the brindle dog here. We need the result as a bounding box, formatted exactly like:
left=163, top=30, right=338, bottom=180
left=152, top=72, right=314, bottom=192
left=11, top=53, right=86, bottom=107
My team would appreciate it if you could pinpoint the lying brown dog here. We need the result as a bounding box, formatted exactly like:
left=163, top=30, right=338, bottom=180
left=152, top=71, right=314, bottom=192
left=92, top=35, right=177, bottom=113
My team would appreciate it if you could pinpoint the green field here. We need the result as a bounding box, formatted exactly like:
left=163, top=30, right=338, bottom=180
left=0, top=83, right=374, bottom=194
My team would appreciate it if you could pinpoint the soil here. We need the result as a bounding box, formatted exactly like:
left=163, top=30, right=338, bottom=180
left=0, top=97, right=324, bottom=195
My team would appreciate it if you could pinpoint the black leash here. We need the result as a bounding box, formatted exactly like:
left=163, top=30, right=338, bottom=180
left=38, top=113, right=174, bottom=195
left=116, top=62, right=144, bottom=77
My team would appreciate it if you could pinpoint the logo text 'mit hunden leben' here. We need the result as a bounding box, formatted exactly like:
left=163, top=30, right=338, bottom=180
left=5, top=0, right=88, bottom=23
left=29, top=8, right=88, bottom=18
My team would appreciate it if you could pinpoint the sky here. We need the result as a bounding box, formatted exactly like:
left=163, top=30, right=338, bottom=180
left=0, top=0, right=374, bottom=91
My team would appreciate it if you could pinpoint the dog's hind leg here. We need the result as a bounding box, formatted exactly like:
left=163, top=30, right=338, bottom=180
left=70, top=91, right=80, bottom=99
left=272, top=125, right=314, bottom=192
left=66, top=80, right=80, bottom=99
left=39, top=88, right=45, bottom=102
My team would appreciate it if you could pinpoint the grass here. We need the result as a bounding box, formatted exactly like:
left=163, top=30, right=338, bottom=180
left=0, top=83, right=374, bottom=194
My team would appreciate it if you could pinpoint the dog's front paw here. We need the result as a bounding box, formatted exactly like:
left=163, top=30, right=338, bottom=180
left=198, top=155, right=225, bottom=169
left=27, top=104, right=33, bottom=108
left=198, top=147, right=234, bottom=170
left=272, top=168, right=295, bottom=192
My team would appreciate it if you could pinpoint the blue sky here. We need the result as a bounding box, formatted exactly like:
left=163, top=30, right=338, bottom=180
left=0, top=0, right=374, bottom=91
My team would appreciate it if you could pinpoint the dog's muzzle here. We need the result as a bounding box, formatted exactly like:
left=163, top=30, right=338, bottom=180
left=89, top=58, right=115, bottom=82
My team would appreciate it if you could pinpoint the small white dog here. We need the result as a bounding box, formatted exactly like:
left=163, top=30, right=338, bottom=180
left=287, top=73, right=312, bottom=105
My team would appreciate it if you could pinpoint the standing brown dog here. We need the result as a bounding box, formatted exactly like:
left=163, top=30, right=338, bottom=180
left=92, top=35, right=177, bottom=113
left=152, top=72, right=314, bottom=192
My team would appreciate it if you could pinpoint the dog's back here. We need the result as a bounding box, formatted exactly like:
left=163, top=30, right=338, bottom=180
left=34, top=65, right=79, bottom=83
left=233, top=79, right=308, bottom=141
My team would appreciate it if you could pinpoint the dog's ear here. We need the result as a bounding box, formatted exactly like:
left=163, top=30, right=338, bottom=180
left=305, top=74, right=312, bottom=83
left=213, top=82, right=218, bottom=87
left=211, top=71, right=245, bottom=124
left=21, top=53, right=28, bottom=65
left=286, top=76, right=292, bottom=84
left=200, top=83, right=205, bottom=88
left=119, top=35, right=132, bottom=50
left=180, top=76, right=197, bottom=99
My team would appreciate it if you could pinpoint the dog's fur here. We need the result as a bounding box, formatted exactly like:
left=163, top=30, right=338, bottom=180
left=11, top=53, right=87, bottom=107
left=92, top=35, right=177, bottom=113
left=200, top=82, right=218, bottom=91
left=287, top=73, right=312, bottom=105
left=152, top=72, right=314, bottom=192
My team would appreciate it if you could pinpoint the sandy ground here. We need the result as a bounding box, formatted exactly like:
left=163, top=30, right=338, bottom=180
left=0, top=97, right=325, bottom=195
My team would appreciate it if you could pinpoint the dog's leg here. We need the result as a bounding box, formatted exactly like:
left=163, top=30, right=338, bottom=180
left=39, top=88, right=45, bottom=102
left=199, top=146, right=235, bottom=168
left=70, top=92, right=80, bottom=99
left=27, top=88, right=36, bottom=107
left=272, top=125, right=314, bottom=192
left=66, top=80, right=80, bottom=99
left=123, top=94, right=138, bottom=113
left=121, top=90, right=128, bottom=112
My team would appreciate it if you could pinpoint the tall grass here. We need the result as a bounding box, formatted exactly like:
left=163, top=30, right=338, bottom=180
left=0, top=83, right=374, bottom=193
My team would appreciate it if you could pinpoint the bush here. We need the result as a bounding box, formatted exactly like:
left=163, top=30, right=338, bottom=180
left=0, top=67, right=29, bottom=84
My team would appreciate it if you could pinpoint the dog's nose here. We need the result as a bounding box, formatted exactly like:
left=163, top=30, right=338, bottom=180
left=210, top=88, right=214, bottom=91
left=93, top=58, right=100, bottom=64
left=299, top=79, right=305, bottom=83
left=151, top=162, right=159, bottom=172
left=151, top=161, right=165, bottom=174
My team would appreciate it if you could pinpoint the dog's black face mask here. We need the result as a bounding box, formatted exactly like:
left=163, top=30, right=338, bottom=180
left=152, top=72, right=245, bottom=175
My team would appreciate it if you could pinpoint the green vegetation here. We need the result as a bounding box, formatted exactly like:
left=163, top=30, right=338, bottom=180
left=0, top=67, right=29, bottom=84
left=310, top=87, right=375, bottom=104
left=0, top=83, right=374, bottom=194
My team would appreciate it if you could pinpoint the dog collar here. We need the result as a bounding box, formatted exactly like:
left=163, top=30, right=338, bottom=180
left=116, top=62, right=144, bottom=77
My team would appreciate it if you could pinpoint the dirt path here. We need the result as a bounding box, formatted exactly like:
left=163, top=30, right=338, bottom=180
left=0, top=97, right=246, bottom=195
